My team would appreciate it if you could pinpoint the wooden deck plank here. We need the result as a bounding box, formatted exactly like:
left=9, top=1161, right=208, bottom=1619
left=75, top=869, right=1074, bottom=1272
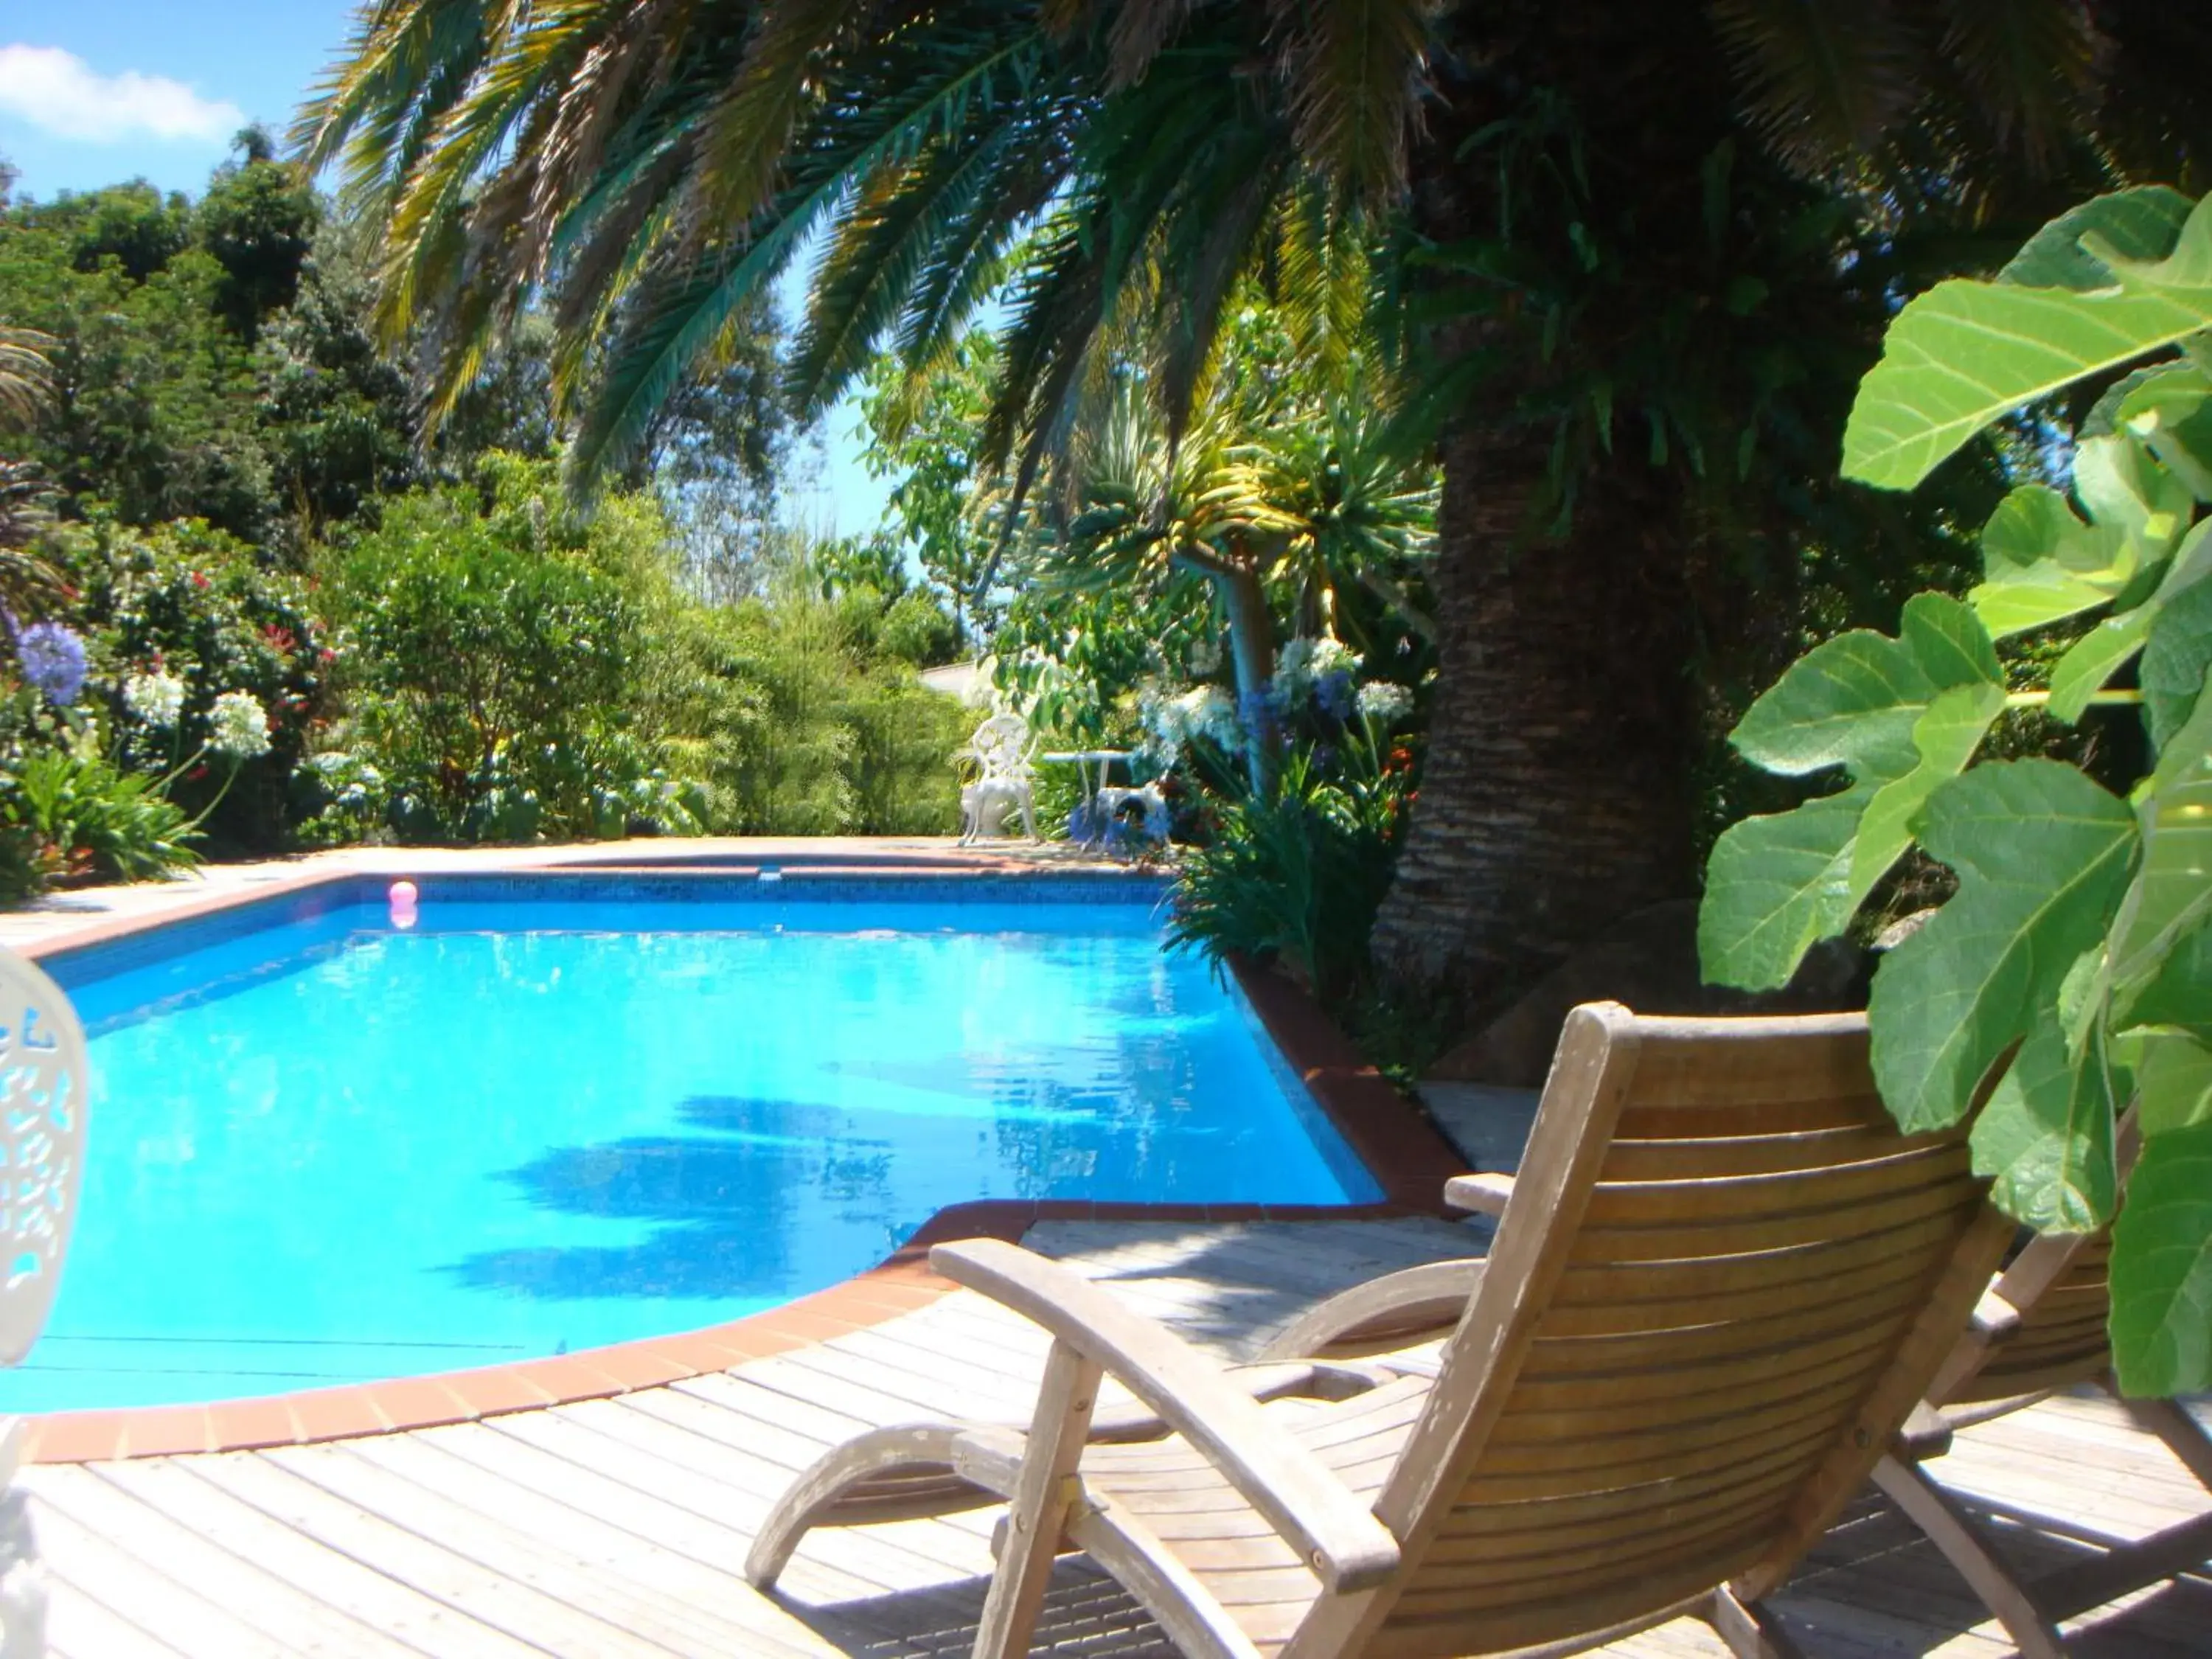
left=21, top=1216, right=2211, bottom=1659
left=86, top=1455, right=550, bottom=1659
left=41, top=1568, right=191, bottom=1659
left=262, top=1438, right=763, bottom=1658
left=24, top=1484, right=300, bottom=1659
left=189, top=1450, right=684, bottom=1658
left=334, top=1431, right=843, bottom=1659
left=29, top=1461, right=429, bottom=1658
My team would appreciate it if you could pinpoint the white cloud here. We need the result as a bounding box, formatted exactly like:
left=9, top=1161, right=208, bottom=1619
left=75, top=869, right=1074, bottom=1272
left=0, top=44, right=243, bottom=145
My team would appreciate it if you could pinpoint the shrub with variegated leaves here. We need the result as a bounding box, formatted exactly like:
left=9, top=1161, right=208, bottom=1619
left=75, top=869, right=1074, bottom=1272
left=1700, top=187, right=2212, bottom=1397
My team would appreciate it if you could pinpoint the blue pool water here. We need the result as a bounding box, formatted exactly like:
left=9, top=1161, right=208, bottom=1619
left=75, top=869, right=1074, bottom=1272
left=13, top=878, right=1377, bottom=1411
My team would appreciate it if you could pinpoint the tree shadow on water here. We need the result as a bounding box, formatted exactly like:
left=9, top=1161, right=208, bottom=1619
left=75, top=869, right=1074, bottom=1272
left=441, top=1095, right=898, bottom=1301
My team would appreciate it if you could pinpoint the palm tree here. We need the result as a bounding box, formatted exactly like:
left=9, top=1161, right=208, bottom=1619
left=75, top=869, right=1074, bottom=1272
left=0, top=328, right=54, bottom=433
left=0, top=328, right=69, bottom=612
left=297, top=0, right=2212, bottom=1005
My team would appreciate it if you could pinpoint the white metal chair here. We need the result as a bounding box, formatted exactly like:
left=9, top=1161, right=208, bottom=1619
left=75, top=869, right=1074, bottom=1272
left=956, top=713, right=1040, bottom=844
left=0, top=948, right=88, bottom=1659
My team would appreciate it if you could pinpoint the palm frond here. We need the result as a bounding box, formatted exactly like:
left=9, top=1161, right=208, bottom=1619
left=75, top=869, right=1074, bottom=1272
left=1708, top=0, right=1926, bottom=172
left=0, top=328, right=56, bottom=431
left=1934, top=0, right=2101, bottom=172
left=1273, top=0, right=1435, bottom=198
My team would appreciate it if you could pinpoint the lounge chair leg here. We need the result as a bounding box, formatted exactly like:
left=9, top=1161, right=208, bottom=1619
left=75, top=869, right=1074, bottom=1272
left=1871, top=1453, right=2067, bottom=1659
left=1705, top=1586, right=1806, bottom=1659
left=973, top=1340, right=1104, bottom=1659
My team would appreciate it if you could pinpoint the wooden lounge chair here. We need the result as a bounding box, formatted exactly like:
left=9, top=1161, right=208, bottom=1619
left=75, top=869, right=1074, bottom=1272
left=1868, top=1197, right=2212, bottom=1659
left=749, top=1004, right=2015, bottom=1658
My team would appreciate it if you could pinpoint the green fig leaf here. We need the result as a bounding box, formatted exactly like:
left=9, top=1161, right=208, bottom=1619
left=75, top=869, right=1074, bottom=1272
left=2124, top=923, right=2212, bottom=1041
left=2000, top=187, right=2196, bottom=291
left=2110, top=1120, right=2212, bottom=1397
left=1697, top=785, right=1871, bottom=992
left=2048, top=609, right=2155, bottom=723
left=2141, top=580, right=2212, bottom=753
left=1728, top=632, right=1933, bottom=777
left=2137, top=1031, right=2212, bottom=1135
left=1847, top=682, right=2008, bottom=914
left=1846, top=195, right=2212, bottom=492
left=1868, top=762, right=2138, bottom=1132
left=1970, top=1020, right=2121, bottom=1231
left=2107, top=667, right=2212, bottom=992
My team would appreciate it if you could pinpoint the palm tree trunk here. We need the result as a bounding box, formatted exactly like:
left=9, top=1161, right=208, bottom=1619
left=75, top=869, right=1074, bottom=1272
left=1368, top=422, right=1697, bottom=1003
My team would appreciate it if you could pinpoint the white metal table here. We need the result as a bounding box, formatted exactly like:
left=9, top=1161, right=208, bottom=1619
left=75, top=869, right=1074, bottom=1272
left=1040, top=749, right=1134, bottom=847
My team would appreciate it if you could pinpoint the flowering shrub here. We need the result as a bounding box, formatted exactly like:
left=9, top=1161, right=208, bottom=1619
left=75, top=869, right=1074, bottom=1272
left=122, top=669, right=186, bottom=727
left=1137, top=682, right=1243, bottom=767
left=208, top=689, right=271, bottom=759
left=1354, top=681, right=1413, bottom=726
left=0, top=707, right=201, bottom=893
left=60, top=518, right=331, bottom=849
left=1270, top=636, right=1360, bottom=715
left=11, top=618, right=86, bottom=706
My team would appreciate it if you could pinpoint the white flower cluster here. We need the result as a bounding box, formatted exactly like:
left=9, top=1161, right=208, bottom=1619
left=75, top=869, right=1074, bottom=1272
left=1138, top=681, right=1242, bottom=762
left=1355, top=681, right=1414, bottom=725
left=209, top=690, right=272, bottom=759
left=122, top=669, right=187, bottom=728
left=1269, top=635, right=1362, bottom=710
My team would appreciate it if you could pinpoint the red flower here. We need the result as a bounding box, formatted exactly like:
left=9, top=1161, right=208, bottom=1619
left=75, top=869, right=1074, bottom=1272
left=262, top=625, right=296, bottom=652
left=189, top=571, right=209, bottom=590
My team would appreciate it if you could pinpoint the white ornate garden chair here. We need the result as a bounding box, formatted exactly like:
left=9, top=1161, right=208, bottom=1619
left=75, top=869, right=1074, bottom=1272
left=0, top=947, right=88, bottom=1659
left=955, top=712, right=1040, bottom=844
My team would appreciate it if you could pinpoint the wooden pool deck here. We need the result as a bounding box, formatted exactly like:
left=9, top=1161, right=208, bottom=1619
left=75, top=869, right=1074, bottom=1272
left=23, top=1216, right=2211, bottom=1659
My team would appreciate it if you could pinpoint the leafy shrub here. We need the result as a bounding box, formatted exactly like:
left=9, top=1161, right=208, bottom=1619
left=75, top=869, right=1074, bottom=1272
left=0, top=734, right=199, bottom=885
left=1167, top=747, right=1411, bottom=1001
left=682, top=582, right=968, bottom=835
left=876, top=592, right=959, bottom=666
left=317, top=458, right=699, bottom=842
left=1699, top=187, right=2212, bottom=1397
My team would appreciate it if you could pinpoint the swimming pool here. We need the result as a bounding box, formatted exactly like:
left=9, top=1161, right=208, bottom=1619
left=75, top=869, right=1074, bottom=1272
left=14, top=875, right=1379, bottom=1412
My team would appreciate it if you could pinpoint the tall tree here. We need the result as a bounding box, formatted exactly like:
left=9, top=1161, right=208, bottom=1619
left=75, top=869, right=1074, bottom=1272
left=298, top=0, right=2212, bottom=1005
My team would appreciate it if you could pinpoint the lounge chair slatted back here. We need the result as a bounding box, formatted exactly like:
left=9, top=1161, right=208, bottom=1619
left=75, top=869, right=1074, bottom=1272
left=1352, top=1009, right=2007, bottom=1659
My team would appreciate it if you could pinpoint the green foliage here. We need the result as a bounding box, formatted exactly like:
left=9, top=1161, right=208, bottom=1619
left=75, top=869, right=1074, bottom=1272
left=665, top=571, right=969, bottom=837
left=308, top=462, right=961, bottom=845
left=195, top=149, right=321, bottom=341
left=60, top=517, right=332, bottom=851
left=1166, top=745, right=1411, bottom=1003
left=1845, top=189, right=2212, bottom=488
left=0, top=728, right=200, bottom=887
left=317, top=459, right=696, bottom=842
left=1701, top=187, right=2212, bottom=1397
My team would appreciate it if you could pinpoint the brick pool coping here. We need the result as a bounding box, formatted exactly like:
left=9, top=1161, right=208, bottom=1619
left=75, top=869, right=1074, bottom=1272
left=13, top=849, right=1464, bottom=1463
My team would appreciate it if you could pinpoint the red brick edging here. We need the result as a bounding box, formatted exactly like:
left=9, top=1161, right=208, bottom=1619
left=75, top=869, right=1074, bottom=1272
left=19, top=866, right=1463, bottom=1462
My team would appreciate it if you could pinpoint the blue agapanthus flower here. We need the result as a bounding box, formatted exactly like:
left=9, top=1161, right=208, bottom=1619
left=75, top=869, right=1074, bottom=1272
left=1238, top=686, right=1284, bottom=746
left=1314, top=668, right=1356, bottom=721
left=15, top=620, right=87, bottom=706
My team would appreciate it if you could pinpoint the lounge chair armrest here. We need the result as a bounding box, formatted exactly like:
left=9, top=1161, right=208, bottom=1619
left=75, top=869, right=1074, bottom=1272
left=1254, top=1259, right=1486, bottom=1363
left=1444, top=1172, right=1515, bottom=1217
left=931, top=1239, right=1402, bottom=1593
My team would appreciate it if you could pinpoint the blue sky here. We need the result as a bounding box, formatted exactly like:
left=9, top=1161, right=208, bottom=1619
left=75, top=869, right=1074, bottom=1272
left=0, top=0, right=888, bottom=536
